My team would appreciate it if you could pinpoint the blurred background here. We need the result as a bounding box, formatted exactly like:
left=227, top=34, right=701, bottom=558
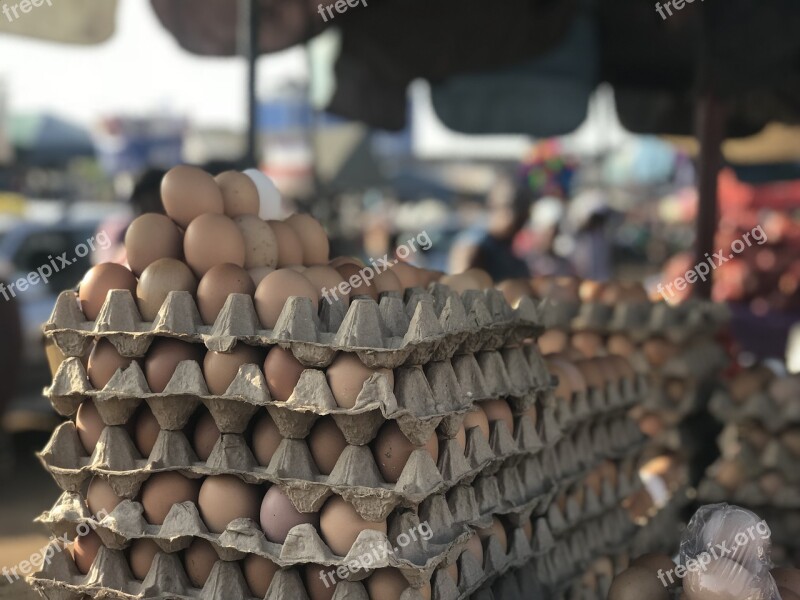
left=1, top=0, right=800, bottom=596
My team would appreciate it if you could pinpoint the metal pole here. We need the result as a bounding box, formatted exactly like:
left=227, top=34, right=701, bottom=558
left=238, top=0, right=259, bottom=167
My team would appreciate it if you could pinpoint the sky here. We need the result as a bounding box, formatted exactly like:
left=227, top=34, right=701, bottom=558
left=0, top=0, right=305, bottom=129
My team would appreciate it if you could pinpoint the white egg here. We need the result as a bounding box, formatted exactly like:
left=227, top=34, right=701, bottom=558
left=243, top=168, right=282, bottom=220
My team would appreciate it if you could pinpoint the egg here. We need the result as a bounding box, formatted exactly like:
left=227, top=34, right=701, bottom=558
left=248, top=266, right=275, bottom=287
left=608, top=334, right=637, bottom=358
left=496, top=279, right=534, bottom=306
left=303, top=265, right=348, bottom=305
left=192, top=411, right=220, bottom=461
left=136, top=258, right=198, bottom=321
left=479, top=399, right=514, bottom=435
left=79, top=263, right=138, bottom=320
left=329, top=256, right=365, bottom=269
left=538, top=329, right=569, bottom=354
left=630, top=554, right=677, bottom=585
left=161, top=166, right=224, bottom=228
left=391, top=262, right=422, bottom=289
left=134, top=404, right=160, bottom=457
left=86, top=476, right=123, bottom=516
left=268, top=220, right=304, bottom=266
left=144, top=338, right=204, bottom=393
left=443, top=562, right=459, bottom=585
left=772, top=568, right=800, bottom=596
left=642, top=338, right=677, bottom=368
left=184, top=214, right=247, bottom=277
left=372, top=420, right=439, bottom=483
left=183, top=538, right=219, bottom=588
left=374, top=269, right=402, bottom=295
left=197, top=475, right=260, bottom=534
left=571, top=331, right=604, bottom=359
left=73, top=530, right=103, bottom=574
left=304, top=564, right=337, bottom=600
left=464, top=533, right=484, bottom=565
left=254, top=268, right=319, bottom=329
left=87, top=339, right=138, bottom=390
left=286, top=213, right=329, bottom=266
left=335, top=263, right=378, bottom=300
left=75, top=400, right=105, bottom=454
left=365, top=568, right=417, bottom=600
left=124, top=213, right=183, bottom=277
left=243, top=554, right=280, bottom=598
left=477, top=518, right=507, bottom=554
left=579, top=280, right=605, bottom=302
left=418, top=269, right=444, bottom=288
left=453, top=423, right=467, bottom=451
left=464, top=268, right=493, bottom=289
left=128, top=538, right=160, bottom=580
left=319, top=496, right=387, bottom=556
left=462, top=406, right=490, bottom=440
left=308, top=416, right=348, bottom=475
left=263, top=346, right=306, bottom=402
left=683, top=557, right=755, bottom=600
left=326, top=353, right=394, bottom=409
left=141, top=472, right=200, bottom=524
left=439, top=273, right=479, bottom=294
left=203, top=344, right=263, bottom=395
left=252, top=412, right=283, bottom=467
left=260, top=485, right=319, bottom=543
left=230, top=215, right=279, bottom=271
left=215, top=171, right=260, bottom=217
left=607, top=566, right=670, bottom=600
left=196, top=263, right=256, bottom=325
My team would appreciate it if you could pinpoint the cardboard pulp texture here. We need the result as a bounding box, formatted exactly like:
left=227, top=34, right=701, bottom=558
left=42, top=284, right=545, bottom=369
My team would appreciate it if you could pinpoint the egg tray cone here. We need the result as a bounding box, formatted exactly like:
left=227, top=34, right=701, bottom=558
left=43, top=284, right=546, bottom=369
left=45, top=346, right=550, bottom=444
left=709, top=387, right=800, bottom=432
left=27, top=546, right=433, bottom=600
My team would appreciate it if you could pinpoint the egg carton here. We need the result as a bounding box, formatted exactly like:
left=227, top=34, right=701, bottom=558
left=647, top=299, right=730, bottom=340
left=458, top=561, right=551, bottom=600
left=551, top=375, right=647, bottom=435
left=714, top=432, right=800, bottom=484
left=36, top=486, right=476, bottom=580
left=46, top=346, right=550, bottom=446
left=709, top=387, right=800, bottom=431
left=571, top=301, right=653, bottom=338
left=39, top=411, right=551, bottom=522
left=43, top=284, right=545, bottom=369
left=697, top=476, right=800, bottom=508
left=28, top=546, right=433, bottom=600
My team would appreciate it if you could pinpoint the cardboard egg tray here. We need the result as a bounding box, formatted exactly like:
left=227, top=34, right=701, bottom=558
left=43, top=284, right=545, bottom=369
left=551, top=376, right=646, bottom=435
left=709, top=388, right=800, bottom=432
left=46, top=346, right=550, bottom=446
left=698, top=466, right=800, bottom=508
left=460, top=559, right=550, bottom=600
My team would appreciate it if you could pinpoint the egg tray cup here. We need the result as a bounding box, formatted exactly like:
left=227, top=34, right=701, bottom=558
left=551, top=375, right=647, bottom=436
left=36, top=485, right=478, bottom=581
left=656, top=338, right=729, bottom=382
left=714, top=431, right=800, bottom=484
left=28, top=547, right=433, bottom=600
left=571, top=300, right=654, bottom=340
left=697, top=474, right=800, bottom=509
left=646, top=299, right=730, bottom=341
left=43, top=283, right=546, bottom=369
left=456, top=558, right=550, bottom=600
left=46, top=345, right=550, bottom=446
left=709, top=387, right=800, bottom=432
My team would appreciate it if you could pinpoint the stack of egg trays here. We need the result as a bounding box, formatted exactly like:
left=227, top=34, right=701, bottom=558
left=31, top=285, right=554, bottom=600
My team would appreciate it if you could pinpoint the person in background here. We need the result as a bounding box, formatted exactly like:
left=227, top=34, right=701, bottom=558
left=565, top=189, right=614, bottom=281
left=518, top=196, right=575, bottom=277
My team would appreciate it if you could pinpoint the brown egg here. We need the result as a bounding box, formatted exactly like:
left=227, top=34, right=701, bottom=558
left=579, top=280, right=605, bottom=302
left=125, top=214, right=183, bottom=277
left=772, top=568, right=800, bottom=596
left=215, top=171, right=260, bottom=217
left=268, top=220, right=304, bottom=267
left=76, top=400, right=105, bottom=454
left=374, top=268, right=402, bottom=295
left=263, top=346, right=306, bottom=402
left=780, top=588, right=800, bottom=600
left=608, top=566, right=670, bottom=600
left=234, top=215, right=279, bottom=270
left=372, top=421, right=439, bottom=483
left=496, top=279, right=533, bottom=306
left=243, top=554, right=280, bottom=598
left=304, top=564, right=337, bottom=600
left=440, top=273, right=480, bottom=294
left=144, top=338, right=204, bottom=393
left=134, top=404, right=161, bottom=457
left=537, top=329, right=569, bottom=354
left=192, top=411, right=220, bottom=461
left=129, top=538, right=160, bottom=580
left=335, top=263, right=378, bottom=300
left=303, top=265, right=348, bottom=305
left=79, top=263, right=138, bottom=320
left=286, top=213, right=329, bottom=266
left=308, top=417, right=348, bottom=475
left=365, top=568, right=413, bottom=600
left=465, top=268, right=493, bottom=289
left=630, top=554, right=677, bottom=584
left=329, top=256, right=365, bottom=269
left=254, top=268, right=319, bottom=329
left=608, top=334, right=637, bottom=358
left=197, top=475, right=260, bottom=533
left=203, top=344, right=263, bottom=395
left=391, top=262, right=422, bottom=289
left=73, top=530, right=103, bottom=574
left=252, top=412, right=283, bottom=467
left=184, top=214, right=246, bottom=278
left=136, top=258, right=198, bottom=321
left=141, top=472, right=200, bottom=525
left=87, top=339, right=138, bottom=390
left=642, top=338, right=677, bottom=368
left=418, top=269, right=445, bottom=287
left=477, top=518, right=507, bottom=554
left=183, top=538, right=219, bottom=588
left=327, top=353, right=394, bottom=409
left=571, top=331, right=604, bottom=359
left=196, top=263, right=255, bottom=325
left=453, top=423, right=467, bottom=451
left=86, top=476, right=123, bottom=516
left=683, top=557, right=754, bottom=600
left=260, top=485, right=319, bottom=543
left=463, top=406, right=490, bottom=440
left=464, top=533, right=484, bottom=565
left=161, top=166, right=224, bottom=228
left=319, top=496, right=387, bottom=556
left=479, top=399, right=514, bottom=435
left=248, top=266, right=275, bottom=287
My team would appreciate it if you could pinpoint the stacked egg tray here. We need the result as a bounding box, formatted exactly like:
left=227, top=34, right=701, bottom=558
left=29, top=286, right=568, bottom=600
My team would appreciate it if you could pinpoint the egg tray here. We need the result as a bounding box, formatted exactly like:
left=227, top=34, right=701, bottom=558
left=572, top=300, right=654, bottom=338
left=697, top=475, right=800, bottom=509
left=36, top=486, right=476, bottom=579
left=46, top=346, right=550, bottom=446
left=43, top=283, right=546, bottom=369
left=39, top=411, right=552, bottom=523
left=551, top=376, right=647, bottom=436
left=28, top=547, right=433, bottom=600
left=714, top=432, right=800, bottom=485
left=709, top=388, right=800, bottom=432
left=450, top=562, right=548, bottom=600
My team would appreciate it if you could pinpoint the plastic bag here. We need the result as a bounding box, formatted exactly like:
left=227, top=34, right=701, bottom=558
left=678, top=503, right=780, bottom=600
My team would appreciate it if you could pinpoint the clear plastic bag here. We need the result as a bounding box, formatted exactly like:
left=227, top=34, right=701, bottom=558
left=679, top=503, right=780, bottom=600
